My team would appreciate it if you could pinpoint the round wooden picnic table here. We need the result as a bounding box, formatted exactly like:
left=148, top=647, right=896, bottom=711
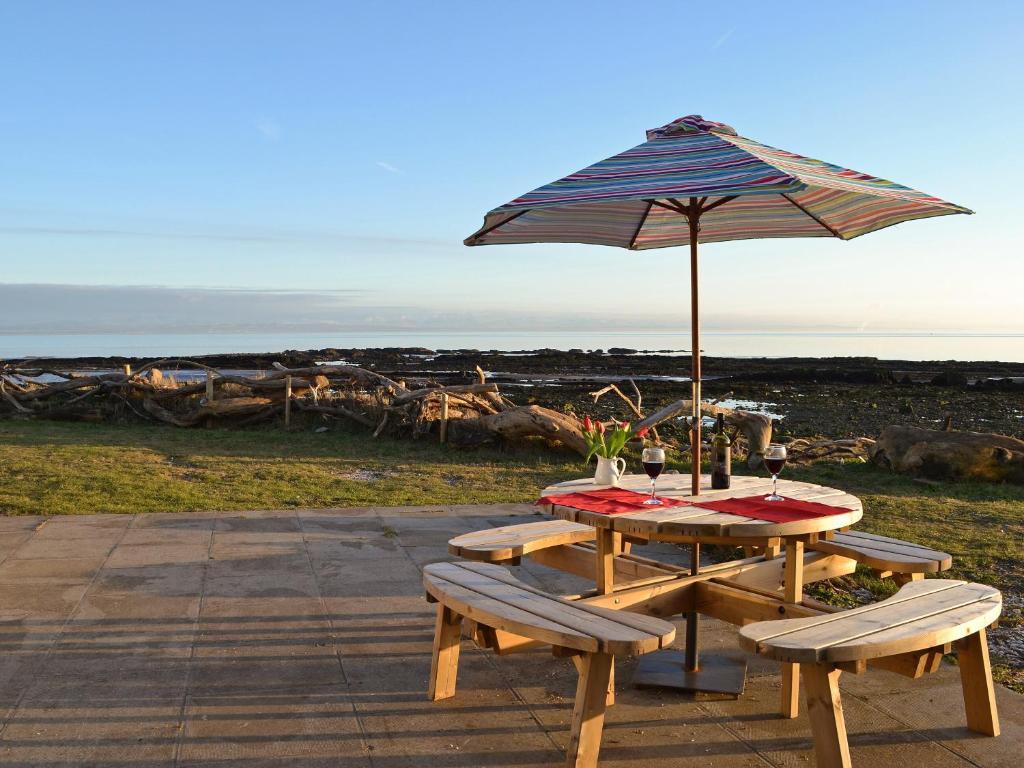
left=540, top=473, right=862, bottom=542
left=539, top=473, right=864, bottom=703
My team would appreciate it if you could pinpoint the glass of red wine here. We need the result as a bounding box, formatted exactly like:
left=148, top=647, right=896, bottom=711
left=641, top=446, right=665, bottom=505
left=763, top=443, right=787, bottom=501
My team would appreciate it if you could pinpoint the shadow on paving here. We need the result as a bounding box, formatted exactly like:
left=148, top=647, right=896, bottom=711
left=0, top=506, right=1018, bottom=767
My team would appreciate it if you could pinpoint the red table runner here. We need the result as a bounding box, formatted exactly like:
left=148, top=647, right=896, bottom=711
left=691, top=495, right=853, bottom=524
left=538, top=488, right=852, bottom=523
left=536, top=488, right=692, bottom=515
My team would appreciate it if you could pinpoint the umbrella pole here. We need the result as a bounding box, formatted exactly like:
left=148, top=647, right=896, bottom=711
left=688, top=204, right=701, bottom=496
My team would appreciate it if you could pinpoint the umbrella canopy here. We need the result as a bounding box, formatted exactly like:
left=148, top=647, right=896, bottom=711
left=466, top=115, right=970, bottom=248
left=465, top=115, right=971, bottom=495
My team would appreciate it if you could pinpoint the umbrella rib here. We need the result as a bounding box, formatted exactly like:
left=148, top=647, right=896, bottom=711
left=781, top=193, right=845, bottom=239
left=629, top=201, right=655, bottom=250
left=466, top=210, right=529, bottom=243
left=651, top=199, right=686, bottom=215
left=667, top=197, right=691, bottom=215
left=699, top=195, right=738, bottom=214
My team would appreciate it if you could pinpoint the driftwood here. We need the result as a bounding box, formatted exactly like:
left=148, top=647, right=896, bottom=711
left=472, top=405, right=588, bottom=455
left=4, top=358, right=878, bottom=467
left=787, top=437, right=875, bottom=463
left=1, top=356, right=715, bottom=458
left=143, top=396, right=275, bottom=427
left=392, top=383, right=498, bottom=405
left=870, top=425, right=1024, bottom=483
left=590, top=380, right=661, bottom=442
left=650, top=399, right=773, bottom=468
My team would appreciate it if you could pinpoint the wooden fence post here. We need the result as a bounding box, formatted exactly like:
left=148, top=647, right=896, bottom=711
left=205, top=371, right=215, bottom=402
left=439, top=393, right=449, bottom=444
left=284, top=376, right=292, bottom=428
left=122, top=364, right=131, bottom=376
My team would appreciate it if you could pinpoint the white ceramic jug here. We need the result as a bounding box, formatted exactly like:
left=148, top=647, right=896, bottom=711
left=594, top=456, right=626, bottom=486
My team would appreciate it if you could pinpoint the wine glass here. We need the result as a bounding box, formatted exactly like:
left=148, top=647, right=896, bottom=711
left=763, top=443, right=787, bottom=501
left=641, top=446, right=665, bottom=505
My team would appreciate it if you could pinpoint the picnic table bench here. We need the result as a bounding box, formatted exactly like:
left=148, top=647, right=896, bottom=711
left=809, top=529, right=952, bottom=582
left=448, top=519, right=596, bottom=563
left=424, top=560, right=675, bottom=768
left=740, top=579, right=1001, bottom=768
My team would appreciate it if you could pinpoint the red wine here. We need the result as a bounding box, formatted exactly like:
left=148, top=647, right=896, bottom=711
left=643, top=461, right=664, bottom=480
left=765, top=457, right=787, bottom=475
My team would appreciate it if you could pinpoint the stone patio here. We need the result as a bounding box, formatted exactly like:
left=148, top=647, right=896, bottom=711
left=0, top=505, right=1019, bottom=767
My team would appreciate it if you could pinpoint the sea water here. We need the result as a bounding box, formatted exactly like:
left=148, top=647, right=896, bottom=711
left=1, top=331, right=1023, bottom=363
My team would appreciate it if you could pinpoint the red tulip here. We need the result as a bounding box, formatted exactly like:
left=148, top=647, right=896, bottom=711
left=636, top=427, right=650, bottom=439
left=583, top=416, right=593, bottom=432
left=621, top=421, right=630, bottom=432
left=597, top=421, right=606, bottom=434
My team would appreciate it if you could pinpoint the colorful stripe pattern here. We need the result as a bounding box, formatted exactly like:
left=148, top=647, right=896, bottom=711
left=466, top=115, right=970, bottom=248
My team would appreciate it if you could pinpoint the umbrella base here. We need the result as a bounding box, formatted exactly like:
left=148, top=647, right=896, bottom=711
left=632, top=650, right=747, bottom=696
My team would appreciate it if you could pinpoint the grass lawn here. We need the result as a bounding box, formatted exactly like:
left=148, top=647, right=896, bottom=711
left=0, top=420, right=583, bottom=514
left=1, top=419, right=1021, bottom=689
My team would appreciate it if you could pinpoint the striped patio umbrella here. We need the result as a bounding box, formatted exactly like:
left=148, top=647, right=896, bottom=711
left=465, top=115, right=971, bottom=495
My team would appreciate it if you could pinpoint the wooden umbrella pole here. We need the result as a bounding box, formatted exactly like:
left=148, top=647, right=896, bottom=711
left=688, top=199, right=701, bottom=496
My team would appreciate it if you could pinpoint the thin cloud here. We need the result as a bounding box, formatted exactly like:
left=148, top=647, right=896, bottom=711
left=376, top=160, right=402, bottom=174
left=711, top=27, right=734, bottom=50
left=255, top=117, right=282, bottom=141
left=0, top=284, right=372, bottom=335
left=0, top=225, right=452, bottom=250
left=0, top=226, right=289, bottom=244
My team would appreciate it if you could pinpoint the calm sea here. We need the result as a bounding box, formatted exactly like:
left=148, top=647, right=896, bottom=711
left=2, top=332, right=1023, bottom=363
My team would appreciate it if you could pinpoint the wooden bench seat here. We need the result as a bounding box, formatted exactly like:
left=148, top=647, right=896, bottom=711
left=740, top=579, right=1002, bottom=767
left=424, top=560, right=675, bottom=768
left=448, top=519, right=596, bottom=563
left=809, top=531, right=951, bottom=582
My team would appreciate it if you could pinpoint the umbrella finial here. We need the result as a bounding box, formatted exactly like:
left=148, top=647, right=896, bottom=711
left=646, top=115, right=737, bottom=140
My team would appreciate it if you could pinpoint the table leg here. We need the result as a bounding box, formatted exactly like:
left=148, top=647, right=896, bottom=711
left=632, top=540, right=747, bottom=695
left=781, top=539, right=805, bottom=718
left=595, top=528, right=616, bottom=595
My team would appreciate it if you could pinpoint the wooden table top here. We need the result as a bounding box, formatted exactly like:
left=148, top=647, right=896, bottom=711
left=539, top=473, right=863, bottom=541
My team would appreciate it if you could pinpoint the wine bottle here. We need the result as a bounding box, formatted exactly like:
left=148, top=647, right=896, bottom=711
left=711, top=413, right=731, bottom=489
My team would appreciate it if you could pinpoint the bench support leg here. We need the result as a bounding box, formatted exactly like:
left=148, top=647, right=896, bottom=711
left=593, top=529, right=617, bottom=705
left=892, top=572, right=924, bottom=586
left=566, top=652, right=613, bottom=768
left=804, top=664, right=851, bottom=768
left=958, top=629, right=1000, bottom=737
left=781, top=539, right=805, bottom=718
left=428, top=605, right=462, bottom=701
left=571, top=655, right=614, bottom=707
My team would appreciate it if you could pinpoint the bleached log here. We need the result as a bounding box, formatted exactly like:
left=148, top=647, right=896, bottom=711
left=0, top=382, right=33, bottom=413
left=632, top=399, right=773, bottom=467
left=13, top=374, right=125, bottom=401
left=391, top=383, right=498, bottom=405
left=143, top=396, right=275, bottom=427
left=871, top=425, right=1024, bottom=483
left=292, top=400, right=376, bottom=428
left=472, top=405, right=588, bottom=455
left=786, top=437, right=875, bottom=463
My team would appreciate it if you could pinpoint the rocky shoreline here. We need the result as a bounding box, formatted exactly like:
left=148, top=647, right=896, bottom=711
left=8, top=347, right=1024, bottom=441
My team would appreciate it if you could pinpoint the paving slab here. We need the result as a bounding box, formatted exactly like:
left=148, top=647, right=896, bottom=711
left=9, top=535, right=118, bottom=560
left=0, top=517, right=44, bottom=531
left=104, top=543, right=210, bottom=568
left=0, top=505, right=1018, bottom=768
left=178, top=688, right=367, bottom=763
left=93, top=562, right=207, bottom=596
left=0, top=693, right=181, bottom=767
left=0, top=556, right=105, bottom=584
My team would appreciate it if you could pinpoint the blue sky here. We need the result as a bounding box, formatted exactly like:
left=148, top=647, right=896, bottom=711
left=1, top=1, right=1022, bottom=334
